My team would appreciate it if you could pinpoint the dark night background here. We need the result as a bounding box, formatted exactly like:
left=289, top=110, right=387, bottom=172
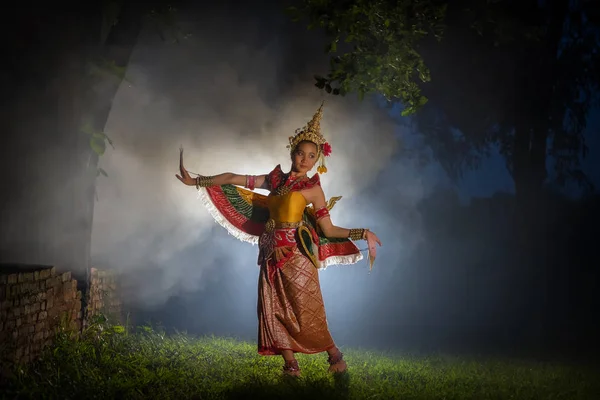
left=2, top=0, right=599, bottom=369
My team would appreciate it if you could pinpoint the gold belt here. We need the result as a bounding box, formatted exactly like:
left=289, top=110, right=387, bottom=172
left=264, top=219, right=302, bottom=232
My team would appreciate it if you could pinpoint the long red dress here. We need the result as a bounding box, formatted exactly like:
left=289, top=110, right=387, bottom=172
left=198, top=165, right=363, bottom=355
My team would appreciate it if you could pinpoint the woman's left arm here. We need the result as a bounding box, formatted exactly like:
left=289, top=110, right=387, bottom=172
left=305, top=185, right=382, bottom=247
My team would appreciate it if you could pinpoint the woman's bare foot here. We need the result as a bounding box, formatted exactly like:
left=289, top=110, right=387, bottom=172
left=327, top=348, right=347, bottom=374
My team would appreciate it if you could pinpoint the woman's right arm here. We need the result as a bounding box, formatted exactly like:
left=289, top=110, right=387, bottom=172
left=182, top=173, right=268, bottom=189
left=177, top=148, right=269, bottom=190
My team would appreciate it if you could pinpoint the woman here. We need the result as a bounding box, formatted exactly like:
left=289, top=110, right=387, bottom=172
left=176, top=102, right=382, bottom=377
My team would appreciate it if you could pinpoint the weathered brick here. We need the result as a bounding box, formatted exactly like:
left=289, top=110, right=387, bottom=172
left=33, top=332, right=43, bottom=342
left=62, top=281, right=72, bottom=294
left=39, top=269, right=50, bottom=280
left=0, top=274, right=6, bottom=284
left=0, top=299, right=11, bottom=310
left=48, top=277, right=62, bottom=288
left=7, top=274, right=17, bottom=284
left=5, top=319, right=16, bottom=330
left=38, top=311, right=47, bottom=321
left=10, top=284, right=21, bottom=297
left=27, top=313, right=37, bottom=324
left=45, top=277, right=55, bottom=289
left=49, top=267, right=56, bottom=277
left=39, top=280, right=46, bottom=290
left=40, top=301, right=46, bottom=311
left=18, top=325, right=29, bottom=336
left=46, top=296, right=53, bottom=309
left=61, top=272, right=71, bottom=282
left=31, top=303, right=40, bottom=313
left=24, top=272, right=34, bottom=282
left=33, top=271, right=40, bottom=281
left=25, top=282, right=39, bottom=293
left=13, top=307, right=21, bottom=317
left=16, top=318, right=22, bottom=327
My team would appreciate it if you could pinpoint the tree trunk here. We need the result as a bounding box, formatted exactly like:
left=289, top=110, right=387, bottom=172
left=76, top=1, right=144, bottom=321
left=0, top=7, right=102, bottom=276
left=510, top=0, right=570, bottom=344
left=0, top=4, right=142, bottom=317
left=512, top=0, right=569, bottom=234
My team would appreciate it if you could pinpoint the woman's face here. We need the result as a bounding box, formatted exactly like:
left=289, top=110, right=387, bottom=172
left=292, top=141, right=318, bottom=174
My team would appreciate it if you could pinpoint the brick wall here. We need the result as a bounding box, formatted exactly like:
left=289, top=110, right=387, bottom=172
left=87, top=267, right=122, bottom=324
left=0, top=265, right=81, bottom=365
left=0, top=264, right=123, bottom=368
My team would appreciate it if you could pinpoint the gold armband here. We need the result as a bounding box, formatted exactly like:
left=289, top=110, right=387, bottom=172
left=195, top=176, right=215, bottom=189
left=348, top=228, right=368, bottom=241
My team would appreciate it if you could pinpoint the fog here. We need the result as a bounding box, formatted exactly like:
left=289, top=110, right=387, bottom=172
left=4, top=1, right=598, bottom=364
left=91, top=4, right=430, bottom=313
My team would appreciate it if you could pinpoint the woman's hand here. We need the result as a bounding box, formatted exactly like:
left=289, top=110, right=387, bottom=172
left=365, top=230, right=382, bottom=270
left=176, top=147, right=195, bottom=186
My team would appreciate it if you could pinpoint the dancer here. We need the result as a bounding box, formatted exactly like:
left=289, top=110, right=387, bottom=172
left=176, top=102, right=382, bottom=377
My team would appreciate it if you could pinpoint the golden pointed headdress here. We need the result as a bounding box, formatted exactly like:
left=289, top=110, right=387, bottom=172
left=287, top=101, right=332, bottom=173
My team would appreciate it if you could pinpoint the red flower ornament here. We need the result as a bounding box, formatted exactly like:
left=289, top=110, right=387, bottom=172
left=322, top=142, right=332, bottom=157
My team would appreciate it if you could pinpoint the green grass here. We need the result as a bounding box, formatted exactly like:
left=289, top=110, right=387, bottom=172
left=1, top=317, right=598, bottom=400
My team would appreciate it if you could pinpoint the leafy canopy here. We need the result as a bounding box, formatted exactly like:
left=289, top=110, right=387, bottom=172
left=288, top=0, right=446, bottom=115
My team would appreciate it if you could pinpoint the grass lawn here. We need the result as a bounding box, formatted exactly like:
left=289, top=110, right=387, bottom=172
left=1, top=321, right=597, bottom=400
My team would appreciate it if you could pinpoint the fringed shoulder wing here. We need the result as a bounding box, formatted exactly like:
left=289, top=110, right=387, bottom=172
left=198, top=185, right=269, bottom=244
left=301, top=196, right=363, bottom=269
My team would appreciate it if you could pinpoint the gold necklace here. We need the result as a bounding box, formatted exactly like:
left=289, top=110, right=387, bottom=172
left=273, top=175, right=307, bottom=196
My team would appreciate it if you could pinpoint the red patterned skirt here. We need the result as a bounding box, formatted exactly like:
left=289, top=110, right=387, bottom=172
left=257, top=228, right=336, bottom=355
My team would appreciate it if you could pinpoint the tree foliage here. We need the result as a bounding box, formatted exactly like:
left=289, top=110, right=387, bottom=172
left=291, top=0, right=599, bottom=194
left=414, top=0, right=599, bottom=190
left=288, top=0, right=446, bottom=115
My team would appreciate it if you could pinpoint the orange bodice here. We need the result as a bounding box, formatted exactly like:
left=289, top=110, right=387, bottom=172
left=267, top=191, right=307, bottom=224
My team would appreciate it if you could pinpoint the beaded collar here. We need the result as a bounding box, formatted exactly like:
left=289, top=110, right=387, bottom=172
left=268, top=164, right=320, bottom=196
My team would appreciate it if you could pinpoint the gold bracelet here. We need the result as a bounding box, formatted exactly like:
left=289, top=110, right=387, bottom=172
left=348, top=228, right=367, bottom=241
left=195, top=175, right=215, bottom=189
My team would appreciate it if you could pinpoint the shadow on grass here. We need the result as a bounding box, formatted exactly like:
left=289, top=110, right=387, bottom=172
left=224, top=372, right=351, bottom=400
